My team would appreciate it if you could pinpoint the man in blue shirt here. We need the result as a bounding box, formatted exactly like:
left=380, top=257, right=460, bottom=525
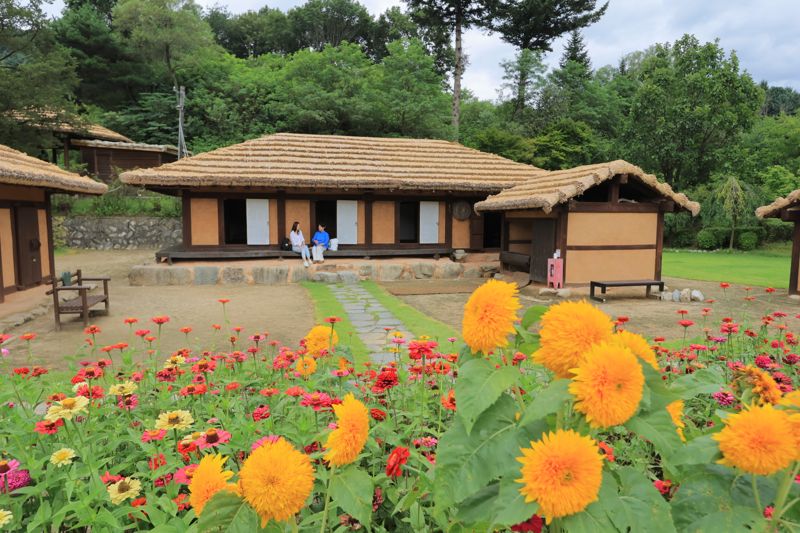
left=311, top=223, right=330, bottom=263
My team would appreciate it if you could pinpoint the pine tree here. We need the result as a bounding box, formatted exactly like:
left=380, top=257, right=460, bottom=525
left=560, top=29, right=590, bottom=70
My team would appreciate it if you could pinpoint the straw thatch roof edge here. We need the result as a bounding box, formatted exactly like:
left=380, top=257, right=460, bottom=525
left=756, top=190, right=800, bottom=219
left=0, top=144, right=107, bottom=195
left=70, top=139, right=180, bottom=156
left=474, top=160, right=700, bottom=215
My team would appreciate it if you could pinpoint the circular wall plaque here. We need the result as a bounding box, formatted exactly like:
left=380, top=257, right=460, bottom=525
left=453, top=201, right=472, bottom=220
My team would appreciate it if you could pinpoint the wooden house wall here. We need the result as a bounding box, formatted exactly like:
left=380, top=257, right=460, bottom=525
left=80, top=147, right=178, bottom=181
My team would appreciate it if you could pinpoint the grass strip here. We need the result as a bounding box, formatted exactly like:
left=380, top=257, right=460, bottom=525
left=300, top=281, right=370, bottom=365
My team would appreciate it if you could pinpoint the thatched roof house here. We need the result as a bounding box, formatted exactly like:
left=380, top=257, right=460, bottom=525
left=475, top=160, right=699, bottom=285
left=120, top=133, right=541, bottom=262
left=0, top=144, right=106, bottom=302
left=756, top=190, right=800, bottom=294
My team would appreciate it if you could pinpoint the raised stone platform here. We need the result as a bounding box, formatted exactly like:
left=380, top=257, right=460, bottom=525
left=128, top=257, right=500, bottom=286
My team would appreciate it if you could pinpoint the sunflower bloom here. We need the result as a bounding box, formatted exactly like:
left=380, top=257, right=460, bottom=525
left=324, top=393, right=369, bottom=466
left=295, top=356, right=317, bottom=378
left=666, top=400, right=686, bottom=442
left=516, top=429, right=603, bottom=523
left=0, top=509, right=12, bottom=528
left=50, top=448, right=77, bottom=467
left=44, top=396, right=89, bottom=422
left=188, top=454, right=237, bottom=516
left=569, top=343, right=644, bottom=428
left=461, top=279, right=521, bottom=354
left=304, top=325, right=338, bottom=357
left=107, top=477, right=142, bottom=505
left=534, top=301, right=613, bottom=378
left=735, top=366, right=782, bottom=405
left=239, top=438, right=314, bottom=525
left=612, top=330, right=659, bottom=370
left=154, top=410, right=194, bottom=431
left=713, top=404, right=796, bottom=475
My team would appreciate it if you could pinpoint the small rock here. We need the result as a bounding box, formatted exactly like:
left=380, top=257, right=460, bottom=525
left=672, top=289, right=681, bottom=302
left=556, top=288, right=571, bottom=298
left=493, top=273, right=506, bottom=280
left=660, top=291, right=672, bottom=301
left=789, top=294, right=800, bottom=301
left=539, top=288, right=558, bottom=296
left=690, top=289, right=704, bottom=302
left=451, top=249, right=468, bottom=262
left=679, top=288, right=692, bottom=303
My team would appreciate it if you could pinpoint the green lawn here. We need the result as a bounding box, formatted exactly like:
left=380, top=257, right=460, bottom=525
left=662, top=244, right=791, bottom=288
left=300, top=281, right=370, bottom=365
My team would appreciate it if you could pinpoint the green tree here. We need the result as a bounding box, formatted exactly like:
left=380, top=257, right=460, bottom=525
left=207, top=7, right=292, bottom=57
left=559, top=29, right=590, bottom=71
left=113, top=0, right=215, bottom=87
left=372, top=39, right=451, bottom=137
left=623, top=34, right=762, bottom=188
left=760, top=83, right=800, bottom=116
left=404, top=0, right=495, bottom=138
left=499, top=48, right=546, bottom=119
left=287, top=0, right=375, bottom=52
left=714, top=175, right=748, bottom=250
left=761, top=165, right=800, bottom=198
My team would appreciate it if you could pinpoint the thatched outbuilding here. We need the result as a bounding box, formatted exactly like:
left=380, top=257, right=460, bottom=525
left=756, top=192, right=800, bottom=294
left=0, top=144, right=107, bottom=302
left=120, top=133, right=543, bottom=262
left=475, top=160, right=700, bottom=284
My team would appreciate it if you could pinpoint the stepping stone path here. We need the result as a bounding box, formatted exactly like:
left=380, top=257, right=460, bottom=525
left=328, top=284, right=412, bottom=364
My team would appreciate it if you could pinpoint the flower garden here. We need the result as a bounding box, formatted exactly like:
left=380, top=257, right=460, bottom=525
left=1, top=280, right=800, bottom=532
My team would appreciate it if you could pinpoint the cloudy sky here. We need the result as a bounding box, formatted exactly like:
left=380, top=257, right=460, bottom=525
left=47, top=0, right=800, bottom=100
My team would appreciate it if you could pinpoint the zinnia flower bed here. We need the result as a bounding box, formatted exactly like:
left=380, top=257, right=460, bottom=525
left=1, top=281, right=800, bottom=531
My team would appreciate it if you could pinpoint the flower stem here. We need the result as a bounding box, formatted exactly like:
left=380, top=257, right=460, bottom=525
left=319, top=466, right=336, bottom=533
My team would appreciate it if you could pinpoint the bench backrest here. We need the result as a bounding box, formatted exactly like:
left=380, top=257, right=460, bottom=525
left=51, top=269, right=83, bottom=289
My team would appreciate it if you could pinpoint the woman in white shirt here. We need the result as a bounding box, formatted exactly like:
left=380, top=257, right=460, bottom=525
left=290, top=221, right=311, bottom=267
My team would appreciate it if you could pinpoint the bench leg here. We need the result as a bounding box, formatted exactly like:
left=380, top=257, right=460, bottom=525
left=646, top=285, right=652, bottom=298
left=54, top=311, right=61, bottom=332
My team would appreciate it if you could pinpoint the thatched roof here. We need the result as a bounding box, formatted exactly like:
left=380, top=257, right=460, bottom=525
left=71, top=139, right=180, bottom=156
left=11, top=110, right=132, bottom=143
left=119, top=133, right=543, bottom=192
left=756, top=190, right=800, bottom=219
left=474, top=160, right=700, bottom=215
left=0, top=144, right=107, bottom=195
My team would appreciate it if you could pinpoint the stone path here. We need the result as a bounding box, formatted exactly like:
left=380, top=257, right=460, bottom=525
left=328, top=284, right=411, bottom=364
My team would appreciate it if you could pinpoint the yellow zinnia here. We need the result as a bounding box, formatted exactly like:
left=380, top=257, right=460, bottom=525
left=107, top=477, right=142, bottom=505
left=516, top=429, right=603, bottom=523
left=44, top=396, right=89, bottom=422
left=108, top=381, right=138, bottom=396
left=461, top=279, right=521, bottom=354
left=713, top=403, right=796, bottom=475
left=534, top=301, right=613, bottom=378
left=323, top=393, right=369, bottom=466
left=239, top=438, right=314, bottom=525
left=612, top=330, right=659, bottom=370
left=154, top=410, right=194, bottom=431
left=304, top=325, right=339, bottom=357
left=188, top=454, right=236, bottom=516
left=50, top=448, right=77, bottom=467
left=0, top=509, right=12, bottom=528
left=295, top=356, right=317, bottom=378
left=569, top=342, right=644, bottom=428
left=667, top=400, right=686, bottom=442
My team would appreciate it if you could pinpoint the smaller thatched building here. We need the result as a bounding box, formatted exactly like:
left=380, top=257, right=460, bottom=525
left=756, top=192, right=800, bottom=294
left=475, top=160, right=700, bottom=285
left=0, top=144, right=107, bottom=302
left=70, top=140, right=179, bottom=182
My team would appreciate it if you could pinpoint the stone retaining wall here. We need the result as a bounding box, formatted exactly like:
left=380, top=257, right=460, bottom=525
left=129, top=260, right=499, bottom=286
left=62, top=216, right=181, bottom=249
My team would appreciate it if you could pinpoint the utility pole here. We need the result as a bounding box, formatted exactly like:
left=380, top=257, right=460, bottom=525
left=175, top=86, right=188, bottom=159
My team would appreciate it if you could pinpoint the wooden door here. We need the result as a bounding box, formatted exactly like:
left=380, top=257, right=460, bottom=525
left=419, top=201, right=440, bottom=244
left=336, top=200, right=358, bottom=245
left=14, top=207, right=42, bottom=287
left=529, top=219, right=556, bottom=283
left=245, top=199, right=269, bottom=245
left=469, top=211, right=484, bottom=250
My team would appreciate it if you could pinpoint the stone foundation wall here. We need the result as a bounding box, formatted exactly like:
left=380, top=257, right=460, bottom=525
left=129, top=260, right=500, bottom=286
left=61, top=216, right=182, bottom=250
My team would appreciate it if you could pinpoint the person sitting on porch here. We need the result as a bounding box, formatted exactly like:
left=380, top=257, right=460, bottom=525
left=290, top=221, right=311, bottom=267
left=311, top=223, right=330, bottom=263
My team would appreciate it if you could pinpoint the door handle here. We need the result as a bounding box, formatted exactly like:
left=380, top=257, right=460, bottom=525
left=30, top=238, right=41, bottom=251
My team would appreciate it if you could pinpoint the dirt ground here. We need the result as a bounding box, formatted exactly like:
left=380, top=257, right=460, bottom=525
left=3, top=249, right=314, bottom=369
left=389, top=277, right=800, bottom=341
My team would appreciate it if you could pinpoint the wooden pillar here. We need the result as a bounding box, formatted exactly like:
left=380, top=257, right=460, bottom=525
left=46, top=193, right=55, bottom=285
left=790, top=220, right=800, bottom=295
left=609, top=176, right=620, bottom=203
left=655, top=208, right=665, bottom=281
left=63, top=139, right=70, bottom=170
left=181, top=195, right=191, bottom=248
left=445, top=199, right=453, bottom=248
left=277, top=192, right=286, bottom=243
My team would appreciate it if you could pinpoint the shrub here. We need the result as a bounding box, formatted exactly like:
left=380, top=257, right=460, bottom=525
left=696, top=228, right=721, bottom=250
left=738, top=231, right=759, bottom=250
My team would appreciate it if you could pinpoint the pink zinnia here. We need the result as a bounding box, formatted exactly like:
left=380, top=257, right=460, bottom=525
left=251, top=435, right=282, bottom=451
left=0, top=469, right=30, bottom=493
left=118, top=394, right=139, bottom=411
left=252, top=405, right=271, bottom=421
left=300, top=392, right=333, bottom=411
left=195, top=428, right=232, bottom=449
left=173, top=464, right=198, bottom=485
left=141, top=429, right=168, bottom=443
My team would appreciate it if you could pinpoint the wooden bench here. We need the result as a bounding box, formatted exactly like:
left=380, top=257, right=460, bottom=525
left=589, top=280, right=664, bottom=303
left=46, top=270, right=111, bottom=330
left=499, top=251, right=530, bottom=272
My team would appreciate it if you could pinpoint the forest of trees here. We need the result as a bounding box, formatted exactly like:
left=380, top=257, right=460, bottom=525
left=2, top=0, right=800, bottom=248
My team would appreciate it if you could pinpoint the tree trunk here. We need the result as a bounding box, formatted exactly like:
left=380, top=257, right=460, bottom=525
left=451, top=3, right=463, bottom=140
left=513, top=66, right=528, bottom=120
left=729, top=218, right=736, bottom=250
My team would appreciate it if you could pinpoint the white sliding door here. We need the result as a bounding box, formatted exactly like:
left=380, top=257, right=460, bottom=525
left=337, top=200, right=358, bottom=245
left=246, top=199, right=270, bottom=245
left=419, top=201, right=440, bottom=244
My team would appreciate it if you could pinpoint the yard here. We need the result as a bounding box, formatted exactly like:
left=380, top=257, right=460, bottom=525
left=662, top=245, right=791, bottom=288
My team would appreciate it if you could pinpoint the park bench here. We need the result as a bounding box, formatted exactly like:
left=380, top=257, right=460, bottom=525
left=589, top=280, right=665, bottom=303
left=46, top=269, right=111, bottom=330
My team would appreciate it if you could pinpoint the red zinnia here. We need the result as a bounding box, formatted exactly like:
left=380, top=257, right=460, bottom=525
left=385, top=447, right=410, bottom=478
left=34, top=419, right=63, bottom=435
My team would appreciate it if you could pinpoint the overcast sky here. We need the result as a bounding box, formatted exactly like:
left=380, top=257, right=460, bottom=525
left=47, top=0, right=800, bottom=100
